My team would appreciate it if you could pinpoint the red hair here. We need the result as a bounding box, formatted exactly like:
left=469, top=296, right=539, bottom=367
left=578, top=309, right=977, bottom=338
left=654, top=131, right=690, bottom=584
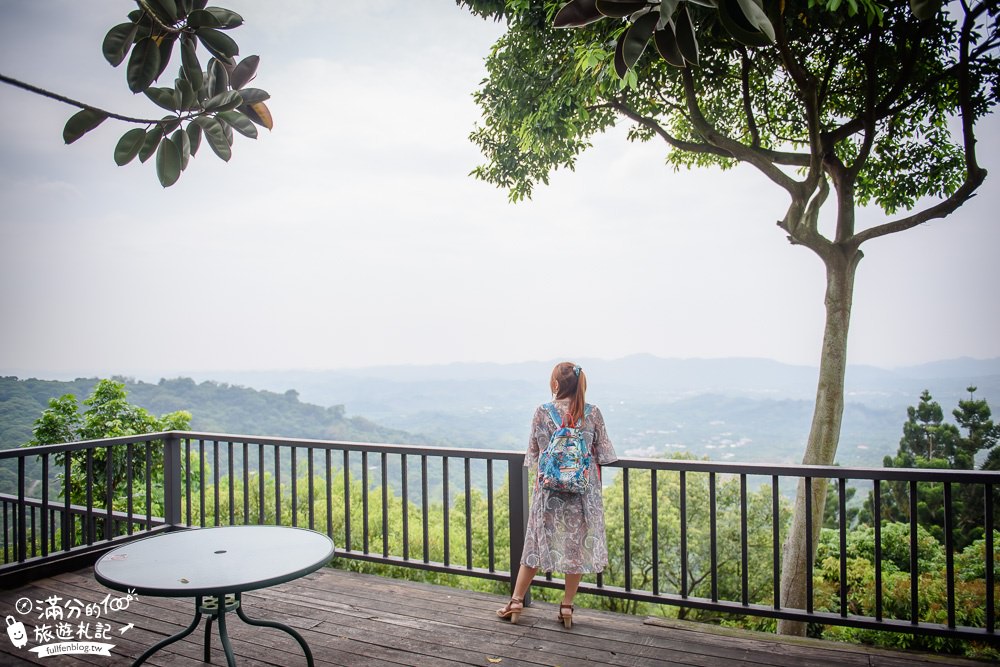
left=550, top=361, right=587, bottom=425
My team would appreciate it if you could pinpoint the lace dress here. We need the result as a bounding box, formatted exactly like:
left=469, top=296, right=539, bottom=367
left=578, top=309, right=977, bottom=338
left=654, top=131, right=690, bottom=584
left=520, top=400, right=618, bottom=574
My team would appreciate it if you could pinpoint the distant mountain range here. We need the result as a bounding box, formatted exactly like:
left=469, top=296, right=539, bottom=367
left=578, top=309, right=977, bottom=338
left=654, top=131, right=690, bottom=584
left=4, top=356, right=998, bottom=467
left=169, top=354, right=1000, bottom=403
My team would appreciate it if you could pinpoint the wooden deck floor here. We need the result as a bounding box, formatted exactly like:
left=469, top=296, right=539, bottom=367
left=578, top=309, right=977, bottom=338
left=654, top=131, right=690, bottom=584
left=0, top=566, right=988, bottom=667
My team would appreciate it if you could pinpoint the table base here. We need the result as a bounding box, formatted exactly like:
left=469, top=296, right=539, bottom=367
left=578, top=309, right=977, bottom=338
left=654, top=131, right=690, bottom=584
left=132, top=592, right=314, bottom=667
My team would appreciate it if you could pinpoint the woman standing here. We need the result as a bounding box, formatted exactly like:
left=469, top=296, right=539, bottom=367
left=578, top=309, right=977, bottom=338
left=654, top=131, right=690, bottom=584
left=496, top=361, right=618, bottom=628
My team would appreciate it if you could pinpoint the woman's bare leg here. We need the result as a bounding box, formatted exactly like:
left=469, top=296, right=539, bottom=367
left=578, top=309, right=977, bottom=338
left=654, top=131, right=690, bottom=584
left=497, top=564, right=537, bottom=621
left=512, top=564, right=538, bottom=600
left=563, top=573, right=582, bottom=606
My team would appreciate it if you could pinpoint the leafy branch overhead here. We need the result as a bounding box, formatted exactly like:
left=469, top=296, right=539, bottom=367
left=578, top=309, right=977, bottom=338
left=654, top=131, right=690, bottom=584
left=553, top=0, right=941, bottom=76
left=62, top=0, right=273, bottom=187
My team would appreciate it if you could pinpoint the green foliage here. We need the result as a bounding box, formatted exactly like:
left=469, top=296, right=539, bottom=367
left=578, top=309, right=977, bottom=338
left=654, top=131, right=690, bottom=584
left=953, top=386, right=1000, bottom=470
left=549, top=0, right=780, bottom=69
left=0, top=376, right=423, bottom=460
left=95, top=2, right=272, bottom=187
left=0, top=2, right=273, bottom=187
left=822, top=477, right=859, bottom=530
left=462, top=0, right=997, bottom=229
left=180, top=458, right=514, bottom=597
left=598, top=454, right=792, bottom=620
left=22, top=379, right=191, bottom=519
left=861, top=389, right=1000, bottom=550
left=814, top=525, right=1000, bottom=658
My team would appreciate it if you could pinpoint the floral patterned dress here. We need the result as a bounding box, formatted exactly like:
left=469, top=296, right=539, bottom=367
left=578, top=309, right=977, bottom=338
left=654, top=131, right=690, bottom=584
left=520, top=400, right=618, bottom=574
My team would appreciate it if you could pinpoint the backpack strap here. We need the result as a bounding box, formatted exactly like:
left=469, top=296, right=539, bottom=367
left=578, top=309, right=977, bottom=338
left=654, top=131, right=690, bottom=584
left=544, top=402, right=592, bottom=428
left=543, top=402, right=562, bottom=428
left=542, top=402, right=593, bottom=428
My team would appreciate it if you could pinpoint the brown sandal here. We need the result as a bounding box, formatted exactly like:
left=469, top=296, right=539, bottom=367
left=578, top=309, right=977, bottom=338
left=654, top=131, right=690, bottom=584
left=558, top=603, right=573, bottom=629
left=496, top=596, right=523, bottom=624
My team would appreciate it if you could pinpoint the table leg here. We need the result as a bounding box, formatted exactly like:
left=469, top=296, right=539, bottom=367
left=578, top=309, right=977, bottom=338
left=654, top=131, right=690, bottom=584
left=201, top=594, right=239, bottom=666
left=131, top=603, right=202, bottom=667
left=234, top=592, right=315, bottom=667
left=215, top=595, right=237, bottom=667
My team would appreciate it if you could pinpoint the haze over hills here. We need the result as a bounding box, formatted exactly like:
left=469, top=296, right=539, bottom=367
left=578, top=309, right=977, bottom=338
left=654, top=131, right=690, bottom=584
left=5, top=355, right=995, bottom=468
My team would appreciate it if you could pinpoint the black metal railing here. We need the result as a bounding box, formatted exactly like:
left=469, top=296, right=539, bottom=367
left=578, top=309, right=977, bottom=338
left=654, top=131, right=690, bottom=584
left=1, top=431, right=996, bottom=645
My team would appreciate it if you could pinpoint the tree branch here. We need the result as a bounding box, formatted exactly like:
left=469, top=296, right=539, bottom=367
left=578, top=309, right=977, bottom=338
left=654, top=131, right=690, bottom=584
left=845, top=22, right=881, bottom=179
left=851, top=170, right=985, bottom=246
left=609, top=99, right=731, bottom=158
left=851, top=0, right=988, bottom=248
left=739, top=47, right=761, bottom=148
left=136, top=2, right=184, bottom=34
left=679, top=68, right=803, bottom=192
left=0, top=73, right=173, bottom=125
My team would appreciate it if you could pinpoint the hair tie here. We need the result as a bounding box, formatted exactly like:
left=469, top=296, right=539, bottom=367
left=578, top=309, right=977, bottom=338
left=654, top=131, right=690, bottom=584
left=573, top=365, right=581, bottom=377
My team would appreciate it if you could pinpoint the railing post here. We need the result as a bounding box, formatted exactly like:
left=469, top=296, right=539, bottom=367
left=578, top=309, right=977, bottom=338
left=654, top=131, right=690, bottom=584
left=163, top=433, right=182, bottom=527
left=17, top=457, right=26, bottom=563
left=507, top=456, right=528, bottom=598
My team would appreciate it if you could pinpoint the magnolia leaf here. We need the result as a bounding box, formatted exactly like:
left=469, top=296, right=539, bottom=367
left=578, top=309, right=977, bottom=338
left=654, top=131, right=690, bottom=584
left=734, top=0, right=776, bottom=42
left=102, top=22, right=139, bottom=67
left=193, top=116, right=232, bottom=161
left=239, top=101, right=273, bottom=130
left=717, top=0, right=772, bottom=46
left=155, top=34, right=178, bottom=83
left=63, top=109, right=108, bottom=144
left=175, top=78, right=196, bottom=110
left=197, top=27, right=239, bottom=60
left=153, top=0, right=179, bottom=21
left=204, top=90, right=243, bottom=112
left=114, top=128, right=147, bottom=165
left=207, top=58, right=230, bottom=98
left=653, top=25, right=686, bottom=68
left=658, top=0, right=682, bottom=25
left=221, top=119, right=234, bottom=145
left=613, top=31, right=629, bottom=78
left=553, top=0, right=603, bottom=28
left=127, top=37, right=162, bottom=93
left=675, top=5, right=700, bottom=65
left=144, top=0, right=178, bottom=24
left=596, top=0, right=648, bottom=18
left=229, top=55, right=259, bottom=89
left=621, top=12, right=659, bottom=71
left=160, top=115, right=182, bottom=134
left=180, top=36, right=204, bottom=91
left=235, top=88, right=269, bottom=104
left=909, top=0, right=941, bottom=20
left=138, top=125, right=165, bottom=163
left=144, top=86, right=179, bottom=112
left=156, top=136, right=182, bottom=187
left=205, top=7, right=245, bottom=29
left=187, top=8, right=223, bottom=29
left=171, top=128, right=192, bottom=170
left=187, top=122, right=203, bottom=156
left=218, top=110, right=258, bottom=138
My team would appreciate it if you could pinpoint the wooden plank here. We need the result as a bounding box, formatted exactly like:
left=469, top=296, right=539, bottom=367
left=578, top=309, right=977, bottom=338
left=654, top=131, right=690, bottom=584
left=0, top=566, right=988, bottom=667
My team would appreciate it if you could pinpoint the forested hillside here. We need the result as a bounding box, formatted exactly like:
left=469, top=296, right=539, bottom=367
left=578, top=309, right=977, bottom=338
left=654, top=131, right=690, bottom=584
left=0, top=376, right=425, bottom=452
left=5, top=354, right=998, bottom=467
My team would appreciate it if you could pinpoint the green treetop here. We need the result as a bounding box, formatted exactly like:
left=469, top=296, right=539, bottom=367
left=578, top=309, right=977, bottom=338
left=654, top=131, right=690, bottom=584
left=25, top=378, right=191, bottom=514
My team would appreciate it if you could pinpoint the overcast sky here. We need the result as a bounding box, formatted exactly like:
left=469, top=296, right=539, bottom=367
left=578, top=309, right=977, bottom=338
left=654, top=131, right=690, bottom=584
left=1, top=1, right=997, bottom=379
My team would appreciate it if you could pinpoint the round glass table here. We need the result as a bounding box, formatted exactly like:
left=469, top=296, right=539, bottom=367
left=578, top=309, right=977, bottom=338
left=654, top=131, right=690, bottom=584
left=94, top=525, right=335, bottom=667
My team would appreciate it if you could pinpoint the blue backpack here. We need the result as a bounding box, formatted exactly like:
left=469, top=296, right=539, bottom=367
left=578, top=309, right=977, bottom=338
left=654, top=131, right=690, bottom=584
left=538, top=402, right=592, bottom=494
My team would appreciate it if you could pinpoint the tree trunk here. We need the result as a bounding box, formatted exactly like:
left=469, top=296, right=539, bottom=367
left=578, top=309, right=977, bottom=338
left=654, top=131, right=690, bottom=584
left=777, top=244, right=861, bottom=636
